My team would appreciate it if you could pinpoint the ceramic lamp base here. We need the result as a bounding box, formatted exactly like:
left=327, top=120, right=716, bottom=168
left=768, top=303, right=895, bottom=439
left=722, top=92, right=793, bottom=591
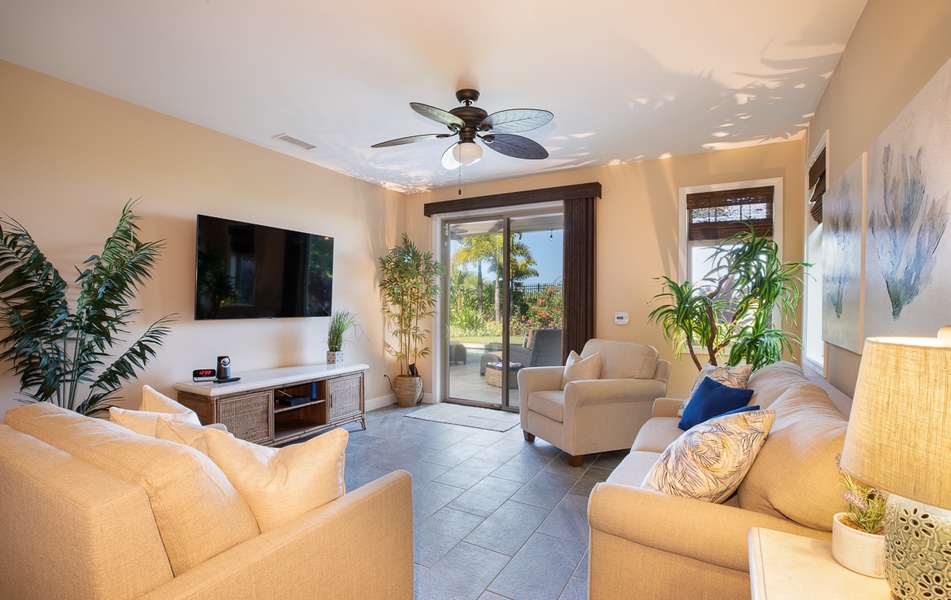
left=885, top=494, right=951, bottom=599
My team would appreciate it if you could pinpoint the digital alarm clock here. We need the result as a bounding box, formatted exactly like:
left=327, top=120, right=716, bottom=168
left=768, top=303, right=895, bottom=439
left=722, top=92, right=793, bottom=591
left=192, top=368, right=216, bottom=382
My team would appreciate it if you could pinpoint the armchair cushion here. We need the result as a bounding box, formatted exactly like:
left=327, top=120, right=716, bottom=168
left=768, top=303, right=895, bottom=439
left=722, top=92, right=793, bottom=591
left=562, top=350, right=601, bottom=389
left=644, top=409, right=775, bottom=503
left=581, top=339, right=658, bottom=379
left=678, top=377, right=754, bottom=430
left=527, top=390, right=567, bottom=423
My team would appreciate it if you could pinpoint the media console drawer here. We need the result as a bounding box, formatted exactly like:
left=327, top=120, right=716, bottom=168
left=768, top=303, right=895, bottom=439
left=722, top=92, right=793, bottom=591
left=175, top=364, right=368, bottom=446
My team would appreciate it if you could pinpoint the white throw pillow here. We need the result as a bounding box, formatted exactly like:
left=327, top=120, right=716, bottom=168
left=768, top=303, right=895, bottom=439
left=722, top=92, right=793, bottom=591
left=141, top=384, right=197, bottom=416
left=155, top=416, right=228, bottom=452
left=109, top=406, right=202, bottom=437
left=203, top=427, right=349, bottom=532
left=679, top=364, right=754, bottom=417
left=562, top=351, right=601, bottom=389
left=643, top=409, right=775, bottom=503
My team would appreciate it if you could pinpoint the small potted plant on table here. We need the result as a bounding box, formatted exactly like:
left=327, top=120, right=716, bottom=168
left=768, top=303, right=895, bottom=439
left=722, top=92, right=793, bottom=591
left=326, top=309, right=357, bottom=364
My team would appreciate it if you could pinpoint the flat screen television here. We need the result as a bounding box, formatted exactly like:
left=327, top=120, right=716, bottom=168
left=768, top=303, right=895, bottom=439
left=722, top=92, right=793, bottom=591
left=195, top=214, right=333, bottom=320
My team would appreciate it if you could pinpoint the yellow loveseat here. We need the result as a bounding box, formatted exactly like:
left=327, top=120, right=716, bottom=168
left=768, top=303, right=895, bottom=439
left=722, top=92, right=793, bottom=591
left=587, top=361, right=849, bottom=600
left=0, top=402, right=414, bottom=600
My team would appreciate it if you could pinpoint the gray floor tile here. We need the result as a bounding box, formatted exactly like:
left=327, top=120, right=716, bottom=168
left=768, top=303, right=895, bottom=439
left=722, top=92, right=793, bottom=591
left=465, top=500, right=551, bottom=556
left=461, top=428, right=512, bottom=447
left=448, top=475, right=524, bottom=517
left=510, top=471, right=577, bottom=510
left=435, top=456, right=506, bottom=489
left=475, top=438, right=531, bottom=463
left=591, top=449, right=629, bottom=471
left=559, top=577, right=588, bottom=600
left=423, top=441, right=487, bottom=468
left=415, top=506, right=485, bottom=567
left=544, top=453, right=598, bottom=479
left=478, top=592, right=511, bottom=600
left=488, top=533, right=587, bottom=600
left=574, top=550, right=589, bottom=581
left=414, top=480, right=465, bottom=524
left=415, top=542, right=511, bottom=600
left=491, top=451, right=554, bottom=484
left=568, top=467, right=612, bottom=498
left=537, top=493, right=589, bottom=544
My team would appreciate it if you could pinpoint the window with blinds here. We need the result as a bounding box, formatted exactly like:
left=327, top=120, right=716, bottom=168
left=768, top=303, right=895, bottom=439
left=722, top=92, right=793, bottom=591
left=807, top=148, right=826, bottom=223
left=686, top=185, right=774, bottom=241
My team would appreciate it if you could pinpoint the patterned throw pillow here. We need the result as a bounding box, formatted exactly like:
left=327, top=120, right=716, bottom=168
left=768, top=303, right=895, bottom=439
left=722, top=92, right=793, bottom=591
left=643, top=409, right=775, bottom=503
left=678, top=363, right=754, bottom=417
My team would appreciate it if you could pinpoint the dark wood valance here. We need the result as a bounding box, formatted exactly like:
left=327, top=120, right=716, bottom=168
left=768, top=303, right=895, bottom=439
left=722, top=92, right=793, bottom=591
left=686, top=185, right=774, bottom=241
left=423, top=183, right=602, bottom=217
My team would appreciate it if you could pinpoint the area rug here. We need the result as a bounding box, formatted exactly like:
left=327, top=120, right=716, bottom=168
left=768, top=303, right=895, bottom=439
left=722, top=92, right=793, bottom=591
left=404, top=403, right=520, bottom=432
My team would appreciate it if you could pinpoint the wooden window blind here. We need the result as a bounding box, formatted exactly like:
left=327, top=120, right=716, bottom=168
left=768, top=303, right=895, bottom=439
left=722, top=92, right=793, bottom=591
left=807, top=148, right=826, bottom=224
left=686, top=185, right=774, bottom=241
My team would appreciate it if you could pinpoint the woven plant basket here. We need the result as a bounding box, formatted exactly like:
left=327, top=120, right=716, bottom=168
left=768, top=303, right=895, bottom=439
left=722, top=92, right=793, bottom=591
left=394, top=375, right=423, bottom=407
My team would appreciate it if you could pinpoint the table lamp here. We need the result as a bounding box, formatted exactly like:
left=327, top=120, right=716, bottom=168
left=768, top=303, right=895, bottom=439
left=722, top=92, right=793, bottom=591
left=840, top=335, right=951, bottom=599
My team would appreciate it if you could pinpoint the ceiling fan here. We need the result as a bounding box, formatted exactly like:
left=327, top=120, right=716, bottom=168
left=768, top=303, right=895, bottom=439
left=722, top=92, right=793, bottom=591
left=371, top=89, right=553, bottom=169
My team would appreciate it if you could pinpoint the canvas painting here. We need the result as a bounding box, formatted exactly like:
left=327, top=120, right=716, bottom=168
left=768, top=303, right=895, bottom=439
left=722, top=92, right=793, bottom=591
left=822, top=153, right=864, bottom=353
left=864, top=56, right=951, bottom=339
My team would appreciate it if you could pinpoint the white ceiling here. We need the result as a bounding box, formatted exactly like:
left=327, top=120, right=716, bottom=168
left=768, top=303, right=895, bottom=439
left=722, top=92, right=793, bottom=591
left=0, top=0, right=867, bottom=194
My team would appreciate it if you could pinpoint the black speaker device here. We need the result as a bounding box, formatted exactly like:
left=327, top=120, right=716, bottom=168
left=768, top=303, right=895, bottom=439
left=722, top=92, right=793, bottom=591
left=215, top=356, right=240, bottom=384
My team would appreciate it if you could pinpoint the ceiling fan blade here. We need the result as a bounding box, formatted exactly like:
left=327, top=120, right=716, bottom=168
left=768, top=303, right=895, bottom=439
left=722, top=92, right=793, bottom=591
left=481, top=134, right=549, bottom=159
left=411, top=102, right=465, bottom=129
left=371, top=133, right=452, bottom=148
left=441, top=144, right=461, bottom=170
left=480, top=109, right=553, bottom=133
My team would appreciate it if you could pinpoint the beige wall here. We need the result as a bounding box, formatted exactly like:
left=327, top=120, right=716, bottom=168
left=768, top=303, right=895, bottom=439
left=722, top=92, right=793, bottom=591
left=805, top=0, right=951, bottom=395
left=408, top=141, right=804, bottom=399
left=0, top=61, right=404, bottom=418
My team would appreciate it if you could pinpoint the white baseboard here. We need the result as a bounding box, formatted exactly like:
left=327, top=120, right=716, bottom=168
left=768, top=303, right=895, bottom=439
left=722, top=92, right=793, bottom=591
left=365, top=392, right=435, bottom=412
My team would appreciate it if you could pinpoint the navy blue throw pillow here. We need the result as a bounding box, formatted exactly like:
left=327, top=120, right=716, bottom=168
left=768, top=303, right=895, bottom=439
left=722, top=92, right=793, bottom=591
left=678, top=377, right=755, bottom=430
left=718, top=404, right=761, bottom=417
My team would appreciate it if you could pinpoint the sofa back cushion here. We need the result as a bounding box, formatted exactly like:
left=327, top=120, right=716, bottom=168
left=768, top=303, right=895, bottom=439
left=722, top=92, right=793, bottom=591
left=0, top=424, right=173, bottom=599
left=4, top=403, right=260, bottom=575
left=582, top=339, right=658, bottom=380
left=747, top=361, right=811, bottom=409
left=736, top=384, right=847, bottom=531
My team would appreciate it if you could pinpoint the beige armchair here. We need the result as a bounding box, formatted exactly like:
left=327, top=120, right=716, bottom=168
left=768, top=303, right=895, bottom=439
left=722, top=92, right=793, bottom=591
left=517, top=339, right=670, bottom=467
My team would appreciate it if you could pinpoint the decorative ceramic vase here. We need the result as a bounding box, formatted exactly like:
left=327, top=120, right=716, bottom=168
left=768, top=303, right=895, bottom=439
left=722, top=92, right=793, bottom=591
left=885, top=495, right=951, bottom=598
left=394, top=375, right=423, bottom=407
left=326, top=351, right=344, bottom=365
left=832, top=512, right=886, bottom=578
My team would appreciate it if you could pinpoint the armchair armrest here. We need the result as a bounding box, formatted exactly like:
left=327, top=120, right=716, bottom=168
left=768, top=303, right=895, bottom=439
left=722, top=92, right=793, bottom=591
left=565, top=379, right=667, bottom=410
left=652, top=397, right=684, bottom=418
left=517, top=365, right=564, bottom=402
left=588, top=482, right=830, bottom=573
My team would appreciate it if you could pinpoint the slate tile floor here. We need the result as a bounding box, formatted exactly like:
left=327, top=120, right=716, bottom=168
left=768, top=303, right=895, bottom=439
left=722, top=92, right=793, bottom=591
left=341, top=404, right=627, bottom=600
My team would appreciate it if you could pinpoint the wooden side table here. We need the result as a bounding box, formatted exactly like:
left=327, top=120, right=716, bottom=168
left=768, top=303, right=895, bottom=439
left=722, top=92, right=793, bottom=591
left=748, top=527, right=890, bottom=599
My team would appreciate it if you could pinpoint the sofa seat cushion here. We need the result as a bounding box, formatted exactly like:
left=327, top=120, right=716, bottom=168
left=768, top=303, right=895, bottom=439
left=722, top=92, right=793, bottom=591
left=581, top=339, right=658, bottom=380
left=631, top=417, right=684, bottom=453
left=527, top=390, right=566, bottom=423
left=736, top=384, right=848, bottom=531
left=4, top=403, right=260, bottom=576
left=605, top=450, right=663, bottom=486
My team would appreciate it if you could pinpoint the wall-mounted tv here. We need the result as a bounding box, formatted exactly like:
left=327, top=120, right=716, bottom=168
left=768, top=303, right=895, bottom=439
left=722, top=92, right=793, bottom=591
left=195, top=214, right=333, bottom=320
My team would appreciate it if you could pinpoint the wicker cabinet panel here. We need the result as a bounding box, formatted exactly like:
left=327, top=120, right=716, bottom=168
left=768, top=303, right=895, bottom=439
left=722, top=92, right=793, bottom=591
left=328, top=373, right=363, bottom=423
left=218, top=391, right=272, bottom=444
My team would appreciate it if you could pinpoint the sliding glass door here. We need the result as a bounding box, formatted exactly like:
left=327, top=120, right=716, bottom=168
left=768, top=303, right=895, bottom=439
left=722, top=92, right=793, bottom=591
left=443, top=210, right=563, bottom=410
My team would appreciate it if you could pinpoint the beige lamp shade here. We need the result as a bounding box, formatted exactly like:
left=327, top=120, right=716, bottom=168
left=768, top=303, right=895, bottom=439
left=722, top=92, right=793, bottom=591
left=840, top=337, right=951, bottom=511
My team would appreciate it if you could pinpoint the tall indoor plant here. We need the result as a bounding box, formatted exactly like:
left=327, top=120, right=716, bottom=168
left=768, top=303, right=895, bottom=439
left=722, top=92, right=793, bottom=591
left=378, top=234, right=444, bottom=406
left=0, top=199, right=174, bottom=415
left=649, top=227, right=808, bottom=371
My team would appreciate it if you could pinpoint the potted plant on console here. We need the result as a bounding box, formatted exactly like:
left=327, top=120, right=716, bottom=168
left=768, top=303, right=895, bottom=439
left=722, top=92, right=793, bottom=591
left=378, top=234, right=444, bottom=406
left=326, top=309, right=357, bottom=364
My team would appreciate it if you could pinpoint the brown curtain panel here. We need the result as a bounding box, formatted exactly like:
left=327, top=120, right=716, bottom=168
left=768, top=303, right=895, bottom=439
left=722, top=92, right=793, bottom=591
left=562, top=195, right=597, bottom=360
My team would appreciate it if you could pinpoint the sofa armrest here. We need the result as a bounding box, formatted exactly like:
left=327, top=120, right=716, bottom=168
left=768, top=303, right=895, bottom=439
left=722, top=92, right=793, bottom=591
left=139, top=470, right=415, bottom=600
left=565, top=379, right=667, bottom=410
left=651, top=397, right=684, bottom=418
left=588, top=482, right=830, bottom=573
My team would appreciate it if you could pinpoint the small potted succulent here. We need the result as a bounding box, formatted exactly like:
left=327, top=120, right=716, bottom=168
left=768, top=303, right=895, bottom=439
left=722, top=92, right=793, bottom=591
left=832, top=455, right=888, bottom=578
left=326, top=309, right=357, bottom=364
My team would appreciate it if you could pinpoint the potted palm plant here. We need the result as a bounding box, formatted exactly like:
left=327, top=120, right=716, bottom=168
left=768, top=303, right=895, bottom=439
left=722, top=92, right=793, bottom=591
left=326, top=309, right=357, bottom=364
left=0, top=199, right=174, bottom=415
left=378, top=234, right=444, bottom=406
left=649, top=226, right=808, bottom=371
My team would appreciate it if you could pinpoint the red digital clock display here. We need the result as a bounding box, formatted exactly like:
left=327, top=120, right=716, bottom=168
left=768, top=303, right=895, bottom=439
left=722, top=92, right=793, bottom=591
left=192, top=368, right=216, bottom=379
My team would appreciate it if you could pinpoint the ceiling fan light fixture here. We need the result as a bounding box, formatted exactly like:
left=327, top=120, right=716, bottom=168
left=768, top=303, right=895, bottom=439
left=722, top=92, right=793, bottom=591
left=452, top=140, right=483, bottom=166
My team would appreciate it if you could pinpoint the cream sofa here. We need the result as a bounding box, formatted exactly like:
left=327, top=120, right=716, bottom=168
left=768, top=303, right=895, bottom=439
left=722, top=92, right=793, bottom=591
left=0, top=402, right=414, bottom=600
left=588, top=361, right=848, bottom=600
left=518, top=339, right=670, bottom=466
